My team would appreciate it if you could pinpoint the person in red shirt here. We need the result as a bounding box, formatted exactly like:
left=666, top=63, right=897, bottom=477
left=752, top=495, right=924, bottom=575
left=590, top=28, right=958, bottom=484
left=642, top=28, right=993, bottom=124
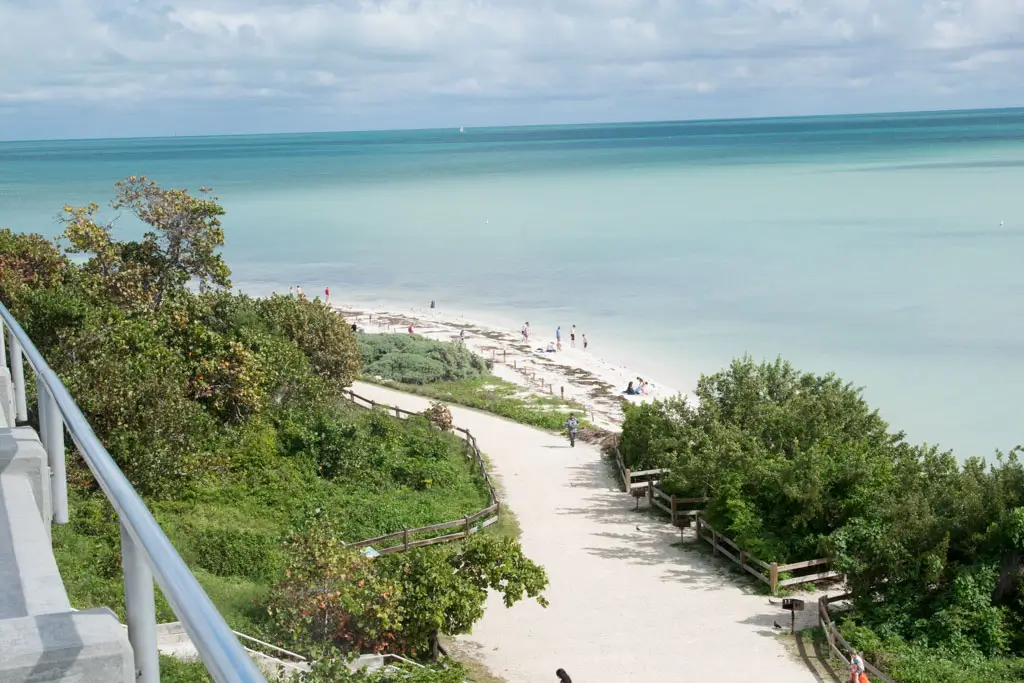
left=324, top=286, right=330, bottom=303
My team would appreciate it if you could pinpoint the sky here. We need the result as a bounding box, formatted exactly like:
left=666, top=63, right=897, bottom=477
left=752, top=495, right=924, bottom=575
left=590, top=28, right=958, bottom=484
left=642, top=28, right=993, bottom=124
left=1, top=0, right=1023, bottom=140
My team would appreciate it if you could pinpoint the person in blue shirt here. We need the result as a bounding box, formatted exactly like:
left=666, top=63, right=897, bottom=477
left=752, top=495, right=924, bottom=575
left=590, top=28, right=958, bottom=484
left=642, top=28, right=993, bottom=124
left=565, top=414, right=579, bottom=447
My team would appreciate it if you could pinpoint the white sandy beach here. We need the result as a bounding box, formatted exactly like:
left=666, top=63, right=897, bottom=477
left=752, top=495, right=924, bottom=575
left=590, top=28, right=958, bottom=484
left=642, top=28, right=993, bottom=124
left=336, top=302, right=689, bottom=429
left=351, top=381, right=827, bottom=683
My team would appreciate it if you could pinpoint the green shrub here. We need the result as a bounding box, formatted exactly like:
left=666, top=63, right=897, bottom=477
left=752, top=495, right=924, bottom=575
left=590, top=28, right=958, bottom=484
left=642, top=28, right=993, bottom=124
left=188, top=527, right=279, bottom=582
left=158, top=655, right=214, bottom=683
left=359, top=334, right=486, bottom=384
left=365, top=352, right=447, bottom=384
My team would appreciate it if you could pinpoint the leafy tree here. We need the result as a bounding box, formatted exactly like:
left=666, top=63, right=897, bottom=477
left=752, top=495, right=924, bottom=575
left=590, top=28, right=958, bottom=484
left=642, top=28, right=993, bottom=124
left=257, top=295, right=361, bottom=386
left=60, top=176, right=229, bottom=310
left=267, top=527, right=547, bottom=657
left=379, top=535, right=549, bottom=656
left=266, top=522, right=403, bottom=653
left=0, top=228, right=72, bottom=300
left=619, top=353, right=1024, bottom=675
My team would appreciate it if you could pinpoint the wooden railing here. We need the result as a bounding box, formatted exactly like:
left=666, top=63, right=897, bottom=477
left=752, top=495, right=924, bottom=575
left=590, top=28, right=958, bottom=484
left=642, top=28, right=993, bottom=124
left=818, top=594, right=895, bottom=683
left=616, top=446, right=839, bottom=593
left=646, top=483, right=709, bottom=525
left=692, top=513, right=840, bottom=593
left=613, top=446, right=669, bottom=493
left=342, top=389, right=500, bottom=554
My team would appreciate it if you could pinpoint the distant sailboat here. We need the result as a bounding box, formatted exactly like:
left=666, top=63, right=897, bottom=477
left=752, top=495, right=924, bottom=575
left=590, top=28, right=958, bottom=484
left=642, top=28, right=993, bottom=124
left=459, top=126, right=465, bottom=133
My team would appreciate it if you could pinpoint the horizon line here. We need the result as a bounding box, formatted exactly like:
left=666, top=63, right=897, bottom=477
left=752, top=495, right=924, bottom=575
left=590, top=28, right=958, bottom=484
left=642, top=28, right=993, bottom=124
left=3, top=105, right=1022, bottom=146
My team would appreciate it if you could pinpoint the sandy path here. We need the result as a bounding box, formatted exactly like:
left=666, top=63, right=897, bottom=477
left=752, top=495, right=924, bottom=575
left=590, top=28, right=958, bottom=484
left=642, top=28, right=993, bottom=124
left=353, top=382, right=821, bottom=683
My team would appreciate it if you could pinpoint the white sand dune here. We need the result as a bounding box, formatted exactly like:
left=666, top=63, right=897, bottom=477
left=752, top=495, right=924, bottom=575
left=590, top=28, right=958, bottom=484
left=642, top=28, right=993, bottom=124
left=352, top=382, right=822, bottom=683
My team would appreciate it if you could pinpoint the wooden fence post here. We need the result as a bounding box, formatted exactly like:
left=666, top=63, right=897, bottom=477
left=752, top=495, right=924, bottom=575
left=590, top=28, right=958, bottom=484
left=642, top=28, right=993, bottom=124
left=647, top=481, right=653, bottom=507
left=403, top=527, right=410, bottom=551
left=464, top=517, right=471, bottom=538
left=769, top=563, right=779, bottom=594
left=695, top=512, right=702, bottom=539
left=560, top=386, right=564, bottom=399
left=624, top=468, right=631, bottom=493
left=670, top=495, right=677, bottom=525
left=503, top=349, right=506, bottom=362
left=394, top=405, right=400, bottom=418
left=514, top=360, right=517, bottom=369
left=712, top=530, right=719, bottom=556
left=739, top=550, right=747, bottom=570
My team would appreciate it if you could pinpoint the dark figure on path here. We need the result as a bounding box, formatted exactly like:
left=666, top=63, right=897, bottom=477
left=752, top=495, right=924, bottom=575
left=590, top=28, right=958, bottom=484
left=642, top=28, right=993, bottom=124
left=565, top=413, right=579, bottom=448
left=556, top=669, right=572, bottom=683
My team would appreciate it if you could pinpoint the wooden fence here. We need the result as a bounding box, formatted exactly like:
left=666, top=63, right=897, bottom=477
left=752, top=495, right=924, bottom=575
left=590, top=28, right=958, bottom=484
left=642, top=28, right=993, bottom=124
left=613, top=446, right=669, bottom=493
left=616, top=444, right=839, bottom=593
left=818, top=594, right=895, bottom=683
left=693, top=511, right=839, bottom=593
left=342, top=389, right=500, bottom=555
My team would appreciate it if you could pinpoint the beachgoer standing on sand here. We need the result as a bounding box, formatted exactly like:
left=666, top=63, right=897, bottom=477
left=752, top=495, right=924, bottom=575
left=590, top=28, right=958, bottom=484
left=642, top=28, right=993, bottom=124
left=408, top=323, right=414, bottom=335
left=297, top=286, right=305, bottom=300
left=325, top=286, right=330, bottom=303
left=570, top=325, right=576, bottom=347
left=583, top=333, right=588, bottom=350
left=556, top=326, right=562, bottom=351
left=289, top=286, right=294, bottom=297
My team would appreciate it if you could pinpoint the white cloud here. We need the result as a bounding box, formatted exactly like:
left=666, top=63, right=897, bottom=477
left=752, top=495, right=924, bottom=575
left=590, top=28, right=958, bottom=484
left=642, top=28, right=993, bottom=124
left=0, top=0, right=1022, bottom=138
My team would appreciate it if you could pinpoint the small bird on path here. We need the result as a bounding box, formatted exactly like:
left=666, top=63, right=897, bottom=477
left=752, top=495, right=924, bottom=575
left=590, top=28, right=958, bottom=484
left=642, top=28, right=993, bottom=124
left=773, top=621, right=783, bottom=629
left=635, top=525, right=642, bottom=531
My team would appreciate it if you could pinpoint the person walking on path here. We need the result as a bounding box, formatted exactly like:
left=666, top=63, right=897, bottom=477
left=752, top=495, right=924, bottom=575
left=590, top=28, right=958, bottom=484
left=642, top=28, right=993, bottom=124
left=570, top=325, right=576, bottom=347
left=582, top=333, right=588, bottom=350
left=564, top=413, right=579, bottom=448
left=556, top=326, right=562, bottom=351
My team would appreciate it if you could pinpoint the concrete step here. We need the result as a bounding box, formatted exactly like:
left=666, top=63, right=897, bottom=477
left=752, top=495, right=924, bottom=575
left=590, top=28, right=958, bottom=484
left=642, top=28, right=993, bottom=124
left=0, top=610, right=133, bottom=683
left=0, top=427, right=52, bottom=526
left=0, top=427, right=134, bottom=682
left=0, top=472, right=67, bottom=619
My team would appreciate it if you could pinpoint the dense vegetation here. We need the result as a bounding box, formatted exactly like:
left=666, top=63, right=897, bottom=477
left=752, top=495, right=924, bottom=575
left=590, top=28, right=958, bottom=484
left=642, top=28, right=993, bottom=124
left=0, top=178, right=547, bottom=681
left=359, top=333, right=488, bottom=384
left=619, top=356, right=1024, bottom=682
left=360, top=332, right=587, bottom=430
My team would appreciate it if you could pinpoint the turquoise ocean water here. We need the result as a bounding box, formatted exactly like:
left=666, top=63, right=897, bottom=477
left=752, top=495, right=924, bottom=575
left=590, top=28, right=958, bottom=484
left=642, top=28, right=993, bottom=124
left=2, top=108, right=1024, bottom=458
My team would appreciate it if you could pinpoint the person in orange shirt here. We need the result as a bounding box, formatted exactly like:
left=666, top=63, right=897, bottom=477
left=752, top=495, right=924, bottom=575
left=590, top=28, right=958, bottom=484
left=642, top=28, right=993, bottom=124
left=849, top=651, right=869, bottom=683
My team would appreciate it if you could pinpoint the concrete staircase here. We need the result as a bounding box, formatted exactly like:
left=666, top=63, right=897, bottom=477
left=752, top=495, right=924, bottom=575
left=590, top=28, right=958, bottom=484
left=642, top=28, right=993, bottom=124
left=0, top=365, right=134, bottom=682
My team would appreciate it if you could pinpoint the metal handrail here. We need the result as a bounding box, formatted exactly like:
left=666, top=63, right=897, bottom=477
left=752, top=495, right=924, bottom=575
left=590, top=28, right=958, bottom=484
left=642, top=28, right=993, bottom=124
left=0, top=301, right=266, bottom=683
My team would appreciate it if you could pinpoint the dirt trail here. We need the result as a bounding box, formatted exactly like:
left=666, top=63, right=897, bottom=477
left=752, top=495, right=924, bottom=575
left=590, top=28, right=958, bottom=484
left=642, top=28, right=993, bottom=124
left=353, top=381, right=821, bottom=683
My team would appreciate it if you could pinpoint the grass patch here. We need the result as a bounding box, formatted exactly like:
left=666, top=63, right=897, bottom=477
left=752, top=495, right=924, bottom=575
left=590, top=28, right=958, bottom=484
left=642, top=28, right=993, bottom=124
left=370, top=374, right=589, bottom=432
left=52, top=402, right=493, bottom=642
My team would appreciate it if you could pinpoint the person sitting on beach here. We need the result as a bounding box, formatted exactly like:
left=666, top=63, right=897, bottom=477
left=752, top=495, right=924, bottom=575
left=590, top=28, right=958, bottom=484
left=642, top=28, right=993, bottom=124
left=546, top=340, right=557, bottom=353
left=625, top=381, right=636, bottom=395
left=556, top=668, right=572, bottom=683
